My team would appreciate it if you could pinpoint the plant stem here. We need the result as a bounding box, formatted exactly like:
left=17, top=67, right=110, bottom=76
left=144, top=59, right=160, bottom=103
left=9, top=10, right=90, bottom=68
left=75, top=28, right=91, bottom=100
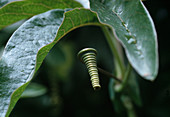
left=97, top=67, right=122, bottom=82
left=121, top=95, right=137, bottom=117
left=101, top=25, right=136, bottom=117
left=115, top=63, right=132, bottom=92
left=101, top=26, right=125, bottom=79
left=101, top=26, right=133, bottom=91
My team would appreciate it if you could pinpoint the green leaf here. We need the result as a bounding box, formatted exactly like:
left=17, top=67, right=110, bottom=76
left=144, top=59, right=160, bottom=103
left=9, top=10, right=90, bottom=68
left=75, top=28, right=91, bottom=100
left=0, top=0, right=18, bottom=8
left=89, top=0, right=158, bottom=80
left=0, top=0, right=82, bottom=30
left=0, top=8, right=100, bottom=117
left=21, top=82, right=47, bottom=98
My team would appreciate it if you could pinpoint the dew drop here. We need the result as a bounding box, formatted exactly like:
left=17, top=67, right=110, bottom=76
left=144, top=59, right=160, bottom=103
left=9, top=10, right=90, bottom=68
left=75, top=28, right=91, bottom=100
left=135, top=50, right=141, bottom=55
left=127, top=38, right=137, bottom=44
left=139, top=54, right=144, bottom=59
left=125, top=35, right=137, bottom=44
left=135, top=50, right=144, bottom=59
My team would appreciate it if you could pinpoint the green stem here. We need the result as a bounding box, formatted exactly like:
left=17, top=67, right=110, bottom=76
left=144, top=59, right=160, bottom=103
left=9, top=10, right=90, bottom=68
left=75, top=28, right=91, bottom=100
left=101, top=26, right=133, bottom=92
left=97, top=67, right=122, bottom=82
left=101, top=26, right=136, bottom=117
left=101, top=26, right=125, bottom=78
left=115, top=63, right=132, bottom=92
left=121, top=96, right=137, bottom=117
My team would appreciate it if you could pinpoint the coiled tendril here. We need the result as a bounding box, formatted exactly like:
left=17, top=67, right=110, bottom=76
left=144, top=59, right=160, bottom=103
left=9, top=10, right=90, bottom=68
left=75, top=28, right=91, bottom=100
left=78, top=48, right=101, bottom=90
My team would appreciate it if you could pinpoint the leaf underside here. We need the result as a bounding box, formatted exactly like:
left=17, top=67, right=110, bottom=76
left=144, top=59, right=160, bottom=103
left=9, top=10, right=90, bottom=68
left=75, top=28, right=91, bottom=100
left=89, top=0, right=158, bottom=80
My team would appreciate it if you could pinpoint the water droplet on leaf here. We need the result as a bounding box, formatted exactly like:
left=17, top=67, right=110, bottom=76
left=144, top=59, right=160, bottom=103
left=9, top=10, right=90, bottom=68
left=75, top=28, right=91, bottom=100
left=127, top=38, right=137, bottom=44
left=125, top=35, right=137, bottom=44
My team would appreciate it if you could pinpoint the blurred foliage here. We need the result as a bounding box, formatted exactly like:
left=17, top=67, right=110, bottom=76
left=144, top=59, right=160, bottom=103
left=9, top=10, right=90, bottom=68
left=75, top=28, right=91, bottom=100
left=0, top=0, right=169, bottom=117
left=21, top=83, right=47, bottom=98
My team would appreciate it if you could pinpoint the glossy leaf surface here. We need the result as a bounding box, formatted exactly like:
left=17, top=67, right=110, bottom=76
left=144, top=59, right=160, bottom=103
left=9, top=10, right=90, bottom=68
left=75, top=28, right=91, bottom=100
left=89, top=0, right=158, bottom=80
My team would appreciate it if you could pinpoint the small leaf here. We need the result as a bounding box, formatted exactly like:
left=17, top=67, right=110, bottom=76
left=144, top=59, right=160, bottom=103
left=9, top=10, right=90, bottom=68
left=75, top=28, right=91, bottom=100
left=21, top=83, right=47, bottom=98
left=0, top=8, right=100, bottom=117
left=0, top=0, right=82, bottom=30
left=89, top=0, right=158, bottom=80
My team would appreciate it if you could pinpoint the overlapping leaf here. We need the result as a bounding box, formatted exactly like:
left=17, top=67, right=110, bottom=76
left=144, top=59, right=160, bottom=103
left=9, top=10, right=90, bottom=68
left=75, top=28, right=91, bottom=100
left=0, top=8, right=100, bottom=117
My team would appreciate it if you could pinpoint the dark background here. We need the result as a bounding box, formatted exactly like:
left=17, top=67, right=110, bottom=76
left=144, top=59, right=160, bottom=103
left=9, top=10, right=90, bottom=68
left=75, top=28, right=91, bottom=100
left=0, top=0, right=169, bottom=117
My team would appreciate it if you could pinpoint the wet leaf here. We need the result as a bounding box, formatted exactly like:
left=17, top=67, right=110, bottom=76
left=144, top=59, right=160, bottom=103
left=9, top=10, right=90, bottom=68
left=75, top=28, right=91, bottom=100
left=89, top=0, right=158, bottom=80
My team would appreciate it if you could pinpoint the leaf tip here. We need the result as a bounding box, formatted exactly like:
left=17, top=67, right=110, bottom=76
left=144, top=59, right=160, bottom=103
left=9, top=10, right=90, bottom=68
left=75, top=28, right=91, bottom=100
left=142, top=72, right=158, bottom=81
